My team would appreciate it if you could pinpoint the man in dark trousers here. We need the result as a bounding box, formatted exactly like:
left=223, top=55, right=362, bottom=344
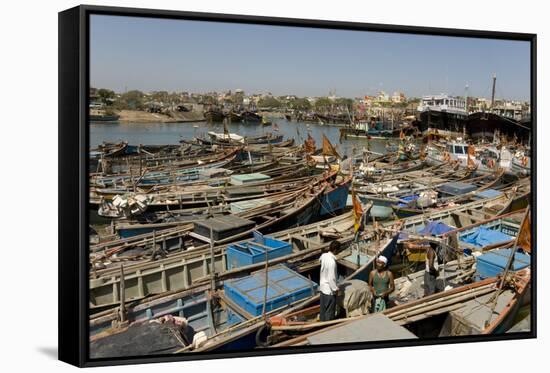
left=424, top=241, right=440, bottom=296
left=319, top=241, right=340, bottom=321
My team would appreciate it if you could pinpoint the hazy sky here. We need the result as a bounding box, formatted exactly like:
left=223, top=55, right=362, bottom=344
left=90, top=15, right=531, bottom=101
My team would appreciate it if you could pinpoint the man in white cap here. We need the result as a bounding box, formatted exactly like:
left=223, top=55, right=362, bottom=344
left=368, top=255, right=395, bottom=312
left=319, top=240, right=340, bottom=321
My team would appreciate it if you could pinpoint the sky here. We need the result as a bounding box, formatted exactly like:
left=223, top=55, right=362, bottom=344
left=90, top=15, right=531, bottom=101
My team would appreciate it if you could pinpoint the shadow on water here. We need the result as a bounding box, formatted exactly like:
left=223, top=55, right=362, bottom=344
left=37, top=346, right=58, bottom=360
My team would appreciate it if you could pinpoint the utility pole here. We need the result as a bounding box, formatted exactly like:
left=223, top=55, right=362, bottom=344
left=464, top=84, right=469, bottom=113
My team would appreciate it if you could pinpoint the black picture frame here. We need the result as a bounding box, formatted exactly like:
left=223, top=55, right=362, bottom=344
left=58, top=4, right=537, bottom=367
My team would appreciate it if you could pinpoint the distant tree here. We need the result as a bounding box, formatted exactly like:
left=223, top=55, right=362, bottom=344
left=335, top=98, right=354, bottom=110
left=292, top=98, right=312, bottom=111
left=151, top=90, right=169, bottom=103
left=113, top=90, right=145, bottom=110
left=97, top=88, right=115, bottom=106
left=258, top=96, right=282, bottom=108
left=314, top=97, right=332, bottom=111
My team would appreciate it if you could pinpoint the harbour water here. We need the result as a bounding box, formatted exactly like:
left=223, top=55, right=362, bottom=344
left=90, top=119, right=391, bottom=156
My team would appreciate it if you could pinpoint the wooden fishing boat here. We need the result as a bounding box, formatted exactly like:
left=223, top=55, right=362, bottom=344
left=89, top=208, right=363, bottom=310
left=93, top=165, right=318, bottom=218
left=241, top=111, right=262, bottom=123
left=176, top=232, right=400, bottom=352
left=356, top=165, right=478, bottom=220
left=112, top=184, right=319, bottom=238
left=397, top=208, right=526, bottom=267
left=227, top=111, right=242, bottom=122
left=204, top=109, right=225, bottom=122
left=267, top=266, right=530, bottom=347
left=94, top=141, right=129, bottom=157
left=356, top=159, right=428, bottom=182
left=90, top=170, right=348, bottom=265
left=255, top=206, right=531, bottom=346
left=391, top=170, right=507, bottom=219
left=245, top=133, right=283, bottom=144
left=89, top=187, right=526, bottom=310
left=90, top=148, right=241, bottom=188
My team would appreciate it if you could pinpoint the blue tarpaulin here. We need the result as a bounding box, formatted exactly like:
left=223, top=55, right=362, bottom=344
left=418, top=221, right=455, bottom=236
left=474, top=189, right=503, bottom=200
left=398, top=221, right=454, bottom=240
left=460, top=227, right=513, bottom=248
left=397, top=194, right=419, bottom=207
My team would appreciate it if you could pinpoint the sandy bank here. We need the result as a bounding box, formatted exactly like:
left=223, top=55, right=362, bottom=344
left=117, top=110, right=205, bottom=123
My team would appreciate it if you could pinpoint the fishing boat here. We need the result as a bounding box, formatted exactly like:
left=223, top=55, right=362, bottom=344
left=90, top=171, right=350, bottom=267
left=227, top=111, right=242, bottom=122
left=241, top=111, right=262, bottom=123
left=425, top=141, right=517, bottom=175
left=267, top=201, right=531, bottom=347
left=274, top=268, right=530, bottom=347
left=90, top=264, right=320, bottom=357
left=93, top=164, right=319, bottom=218
left=415, top=94, right=469, bottom=139
left=204, top=108, right=225, bottom=123
left=89, top=207, right=364, bottom=309
left=180, top=232, right=400, bottom=352
left=510, top=149, right=531, bottom=177
left=391, top=171, right=507, bottom=219
left=245, top=133, right=284, bottom=144
left=339, top=119, right=406, bottom=140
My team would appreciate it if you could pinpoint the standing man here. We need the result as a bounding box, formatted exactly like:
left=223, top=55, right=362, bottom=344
left=368, top=256, right=395, bottom=312
left=319, top=240, right=340, bottom=321
left=424, top=241, right=440, bottom=296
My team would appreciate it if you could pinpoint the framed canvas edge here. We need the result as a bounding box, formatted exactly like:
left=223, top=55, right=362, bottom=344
left=57, top=4, right=537, bottom=368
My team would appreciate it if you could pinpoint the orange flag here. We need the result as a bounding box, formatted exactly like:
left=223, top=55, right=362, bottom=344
left=352, top=192, right=363, bottom=232
left=322, top=134, right=341, bottom=159
left=516, top=210, right=531, bottom=253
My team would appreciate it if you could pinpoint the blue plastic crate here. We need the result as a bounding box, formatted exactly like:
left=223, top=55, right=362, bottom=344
left=224, top=265, right=317, bottom=316
left=226, top=236, right=292, bottom=270
left=475, top=248, right=530, bottom=279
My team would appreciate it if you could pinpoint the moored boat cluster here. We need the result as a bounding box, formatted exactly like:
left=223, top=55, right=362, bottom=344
left=88, top=131, right=532, bottom=358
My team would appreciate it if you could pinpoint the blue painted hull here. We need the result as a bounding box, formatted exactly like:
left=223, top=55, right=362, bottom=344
left=358, top=195, right=396, bottom=220
left=320, top=180, right=351, bottom=216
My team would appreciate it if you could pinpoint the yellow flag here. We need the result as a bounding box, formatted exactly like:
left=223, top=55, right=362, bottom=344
left=352, top=192, right=363, bottom=232
left=322, top=134, right=341, bottom=159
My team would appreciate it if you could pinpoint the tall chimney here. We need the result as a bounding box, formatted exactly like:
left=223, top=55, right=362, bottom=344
left=490, top=74, right=497, bottom=109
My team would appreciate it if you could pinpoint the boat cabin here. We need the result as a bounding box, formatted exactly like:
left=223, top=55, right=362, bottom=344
left=417, top=94, right=467, bottom=115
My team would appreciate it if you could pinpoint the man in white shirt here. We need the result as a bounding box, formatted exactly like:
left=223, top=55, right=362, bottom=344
left=319, top=240, right=340, bottom=321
